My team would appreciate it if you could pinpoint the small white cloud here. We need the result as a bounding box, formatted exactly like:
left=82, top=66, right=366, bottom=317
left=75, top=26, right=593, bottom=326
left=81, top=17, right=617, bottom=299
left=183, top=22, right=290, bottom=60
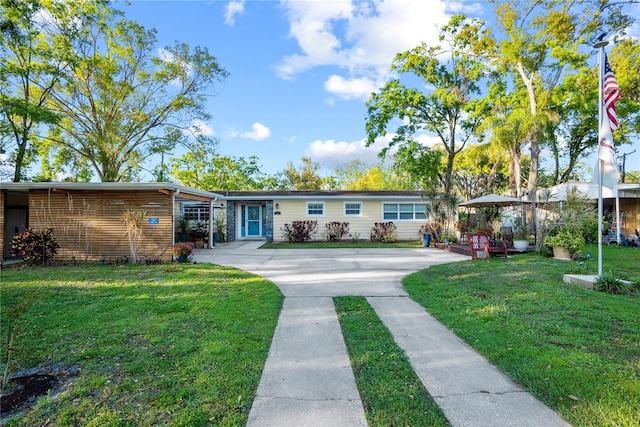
left=224, top=0, right=245, bottom=26
left=324, top=75, right=377, bottom=100
left=186, top=119, right=215, bottom=137
left=241, top=122, right=271, bottom=141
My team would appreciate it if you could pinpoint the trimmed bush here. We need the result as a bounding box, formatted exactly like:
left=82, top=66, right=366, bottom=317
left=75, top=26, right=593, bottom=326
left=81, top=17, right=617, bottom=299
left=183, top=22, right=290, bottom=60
left=281, top=220, right=318, bottom=242
left=370, top=222, right=396, bottom=243
left=324, top=222, right=350, bottom=242
left=10, top=227, right=60, bottom=266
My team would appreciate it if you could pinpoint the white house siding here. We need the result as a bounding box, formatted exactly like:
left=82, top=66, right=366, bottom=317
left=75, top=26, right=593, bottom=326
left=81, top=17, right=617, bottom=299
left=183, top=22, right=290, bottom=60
left=272, top=198, right=425, bottom=242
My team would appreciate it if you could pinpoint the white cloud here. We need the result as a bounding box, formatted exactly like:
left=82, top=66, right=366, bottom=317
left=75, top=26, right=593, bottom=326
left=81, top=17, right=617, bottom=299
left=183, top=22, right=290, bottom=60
left=304, top=137, right=384, bottom=168
left=276, top=0, right=478, bottom=87
left=241, top=122, right=271, bottom=141
left=324, top=75, right=377, bottom=100
left=224, top=0, right=245, bottom=26
left=187, top=119, right=215, bottom=137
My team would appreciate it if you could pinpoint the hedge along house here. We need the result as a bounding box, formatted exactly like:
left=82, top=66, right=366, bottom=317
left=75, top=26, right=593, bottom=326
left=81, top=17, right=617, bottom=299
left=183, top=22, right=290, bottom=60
left=220, top=190, right=433, bottom=243
left=0, top=182, right=222, bottom=263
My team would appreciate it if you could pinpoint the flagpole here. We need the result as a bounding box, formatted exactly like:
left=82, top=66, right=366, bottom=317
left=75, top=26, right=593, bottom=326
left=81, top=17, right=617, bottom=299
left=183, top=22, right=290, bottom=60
left=595, top=38, right=609, bottom=278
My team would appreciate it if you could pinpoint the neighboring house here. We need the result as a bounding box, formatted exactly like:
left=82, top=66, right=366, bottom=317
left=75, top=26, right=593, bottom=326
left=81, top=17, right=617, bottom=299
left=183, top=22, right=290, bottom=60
left=543, top=182, right=640, bottom=237
left=0, top=182, right=221, bottom=262
left=219, top=190, right=432, bottom=242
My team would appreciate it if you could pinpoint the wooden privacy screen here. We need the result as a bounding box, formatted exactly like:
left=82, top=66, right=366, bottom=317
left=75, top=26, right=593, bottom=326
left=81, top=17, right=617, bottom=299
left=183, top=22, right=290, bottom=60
left=29, top=189, right=173, bottom=262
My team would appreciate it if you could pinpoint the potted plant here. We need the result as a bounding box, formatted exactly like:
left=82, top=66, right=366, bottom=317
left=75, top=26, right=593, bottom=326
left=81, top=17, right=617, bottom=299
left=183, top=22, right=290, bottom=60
left=191, top=221, right=207, bottom=248
left=213, top=215, right=226, bottom=243
left=172, top=242, right=194, bottom=262
left=544, top=229, right=585, bottom=260
left=512, top=223, right=530, bottom=252
left=177, top=216, right=190, bottom=242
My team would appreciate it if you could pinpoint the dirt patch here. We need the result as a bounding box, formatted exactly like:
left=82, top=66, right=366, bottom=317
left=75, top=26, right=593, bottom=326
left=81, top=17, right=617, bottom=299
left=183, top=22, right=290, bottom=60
left=0, top=365, right=80, bottom=421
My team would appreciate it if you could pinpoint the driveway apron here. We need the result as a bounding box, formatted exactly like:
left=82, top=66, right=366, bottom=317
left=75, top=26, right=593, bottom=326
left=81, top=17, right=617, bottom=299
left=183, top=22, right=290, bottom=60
left=193, top=243, right=570, bottom=427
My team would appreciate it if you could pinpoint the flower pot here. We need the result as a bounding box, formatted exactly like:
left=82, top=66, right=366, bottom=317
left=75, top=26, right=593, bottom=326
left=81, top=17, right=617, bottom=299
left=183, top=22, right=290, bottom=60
left=513, top=240, right=529, bottom=252
left=552, top=246, right=572, bottom=261
left=176, top=254, right=189, bottom=263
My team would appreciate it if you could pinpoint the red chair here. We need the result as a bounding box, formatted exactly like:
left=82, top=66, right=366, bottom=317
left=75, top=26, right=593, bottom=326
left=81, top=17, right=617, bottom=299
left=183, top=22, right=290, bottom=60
left=467, top=233, right=508, bottom=261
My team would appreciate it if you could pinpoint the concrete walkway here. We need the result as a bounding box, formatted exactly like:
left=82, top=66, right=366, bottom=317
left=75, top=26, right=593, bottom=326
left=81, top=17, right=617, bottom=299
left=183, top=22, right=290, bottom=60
left=193, top=242, right=570, bottom=427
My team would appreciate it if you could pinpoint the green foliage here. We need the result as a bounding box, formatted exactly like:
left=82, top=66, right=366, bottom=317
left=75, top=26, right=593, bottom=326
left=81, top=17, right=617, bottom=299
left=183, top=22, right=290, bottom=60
left=281, top=220, right=318, bottom=242
left=277, top=157, right=324, bottom=190
left=45, top=11, right=228, bottom=182
left=0, top=0, right=107, bottom=181
left=370, top=222, right=397, bottom=243
left=365, top=15, right=491, bottom=198
left=10, top=227, right=59, bottom=266
left=544, top=229, right=585, bottom=254
left=171, top=143, right=270, bottom=190
left=594, top=272, right=631, bottom=295
left=324, top=222, right=350, bottom=242
left=539, top=187, right=594, bottom=254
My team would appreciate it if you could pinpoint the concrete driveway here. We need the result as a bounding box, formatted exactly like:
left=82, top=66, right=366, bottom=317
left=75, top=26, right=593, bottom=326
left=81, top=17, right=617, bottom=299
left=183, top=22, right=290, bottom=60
left=193, top=241, right=468, bottom=297
left=192, top=242, right=570, bottom=427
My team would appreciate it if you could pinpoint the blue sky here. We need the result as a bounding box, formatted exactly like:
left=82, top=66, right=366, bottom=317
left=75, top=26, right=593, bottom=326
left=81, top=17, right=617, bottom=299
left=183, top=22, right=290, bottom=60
left=117, top=0, right=640, bottom=178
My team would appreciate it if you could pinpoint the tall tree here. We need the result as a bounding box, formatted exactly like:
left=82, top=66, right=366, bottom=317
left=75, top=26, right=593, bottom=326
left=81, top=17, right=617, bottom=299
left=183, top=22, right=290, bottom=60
left=277, top=157, right=324, bottom=190
left=45, top=12, right=228, bottom=181
left=171, top=143, right=270, bottom=190
left=0, top=0, right=108, bottom=181
left=489, top=0, right=634, bottom=203
left=453, top=143, right=510, bottom=201
left=365, top=15, right=491, bottom=201
left=544, top=37, right=640, bottom=185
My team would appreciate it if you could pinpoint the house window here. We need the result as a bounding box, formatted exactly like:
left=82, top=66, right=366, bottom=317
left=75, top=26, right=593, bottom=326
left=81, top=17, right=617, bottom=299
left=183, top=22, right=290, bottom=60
left=344, top=202, right=362, bottom=216
left=307, top=202, right=325, bottom=216
left=382, top=203, right=428, bottom=220
left=182, top=204, right=209, bottom=222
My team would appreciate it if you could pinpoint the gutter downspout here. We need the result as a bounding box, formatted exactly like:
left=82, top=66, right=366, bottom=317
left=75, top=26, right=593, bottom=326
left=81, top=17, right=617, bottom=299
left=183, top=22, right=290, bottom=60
left=209, top=197, right=216, bottom=249
left=173, top=189, right=180, bottom=247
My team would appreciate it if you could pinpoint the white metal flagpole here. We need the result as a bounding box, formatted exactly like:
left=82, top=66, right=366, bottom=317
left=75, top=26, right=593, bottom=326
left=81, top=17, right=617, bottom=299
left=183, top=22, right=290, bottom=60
left=594, top=37, right=609, bottom=277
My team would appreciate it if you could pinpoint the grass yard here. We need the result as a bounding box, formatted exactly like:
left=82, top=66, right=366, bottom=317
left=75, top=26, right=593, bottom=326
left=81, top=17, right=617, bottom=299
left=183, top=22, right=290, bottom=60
left=0, top=263, right=283, bottom=426
left=405, top=244, right=640, bottom=427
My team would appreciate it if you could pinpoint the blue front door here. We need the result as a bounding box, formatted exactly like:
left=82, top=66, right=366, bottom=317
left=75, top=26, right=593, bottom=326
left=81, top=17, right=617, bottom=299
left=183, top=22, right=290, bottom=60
left=247, top=205, right=261, bottom=237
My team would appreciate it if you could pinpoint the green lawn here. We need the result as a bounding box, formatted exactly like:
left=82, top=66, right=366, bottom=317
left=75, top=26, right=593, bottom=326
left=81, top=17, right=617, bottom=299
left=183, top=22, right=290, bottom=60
left=3, top=244, right=639, bottom=426
left=404, top=245, right=640, bottom=427
left=0, top=263, right=283, bottom=426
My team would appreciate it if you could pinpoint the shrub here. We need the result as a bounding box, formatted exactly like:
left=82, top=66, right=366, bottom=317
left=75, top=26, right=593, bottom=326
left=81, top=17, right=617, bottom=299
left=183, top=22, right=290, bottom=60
left=594, top=272, right=630, bottom=295
left=172, top=242, right=195, bottom=257
left=544, top=229, right=585, bottom=255
left=281, top=220, right=318, bottom=242
left=324, top=222, right=350, bottom=242
left=10, top=227, right=60, bottom=266
left=370, top=222, right=396, bottom=243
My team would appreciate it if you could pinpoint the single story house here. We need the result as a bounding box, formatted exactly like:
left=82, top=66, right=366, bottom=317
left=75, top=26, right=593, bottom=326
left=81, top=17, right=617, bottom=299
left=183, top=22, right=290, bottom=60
left=544, top=182, right=640, bottom=237
left=1, top=184, right=435, bottom=262
left=219, top=190, right=432, bottom=243
left=0, top=182, right=222, bottom=262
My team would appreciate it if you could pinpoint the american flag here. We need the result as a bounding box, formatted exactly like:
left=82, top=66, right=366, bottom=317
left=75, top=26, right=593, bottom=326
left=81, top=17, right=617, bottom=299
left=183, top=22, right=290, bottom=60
left=603, top=55, right=620, bottom=131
